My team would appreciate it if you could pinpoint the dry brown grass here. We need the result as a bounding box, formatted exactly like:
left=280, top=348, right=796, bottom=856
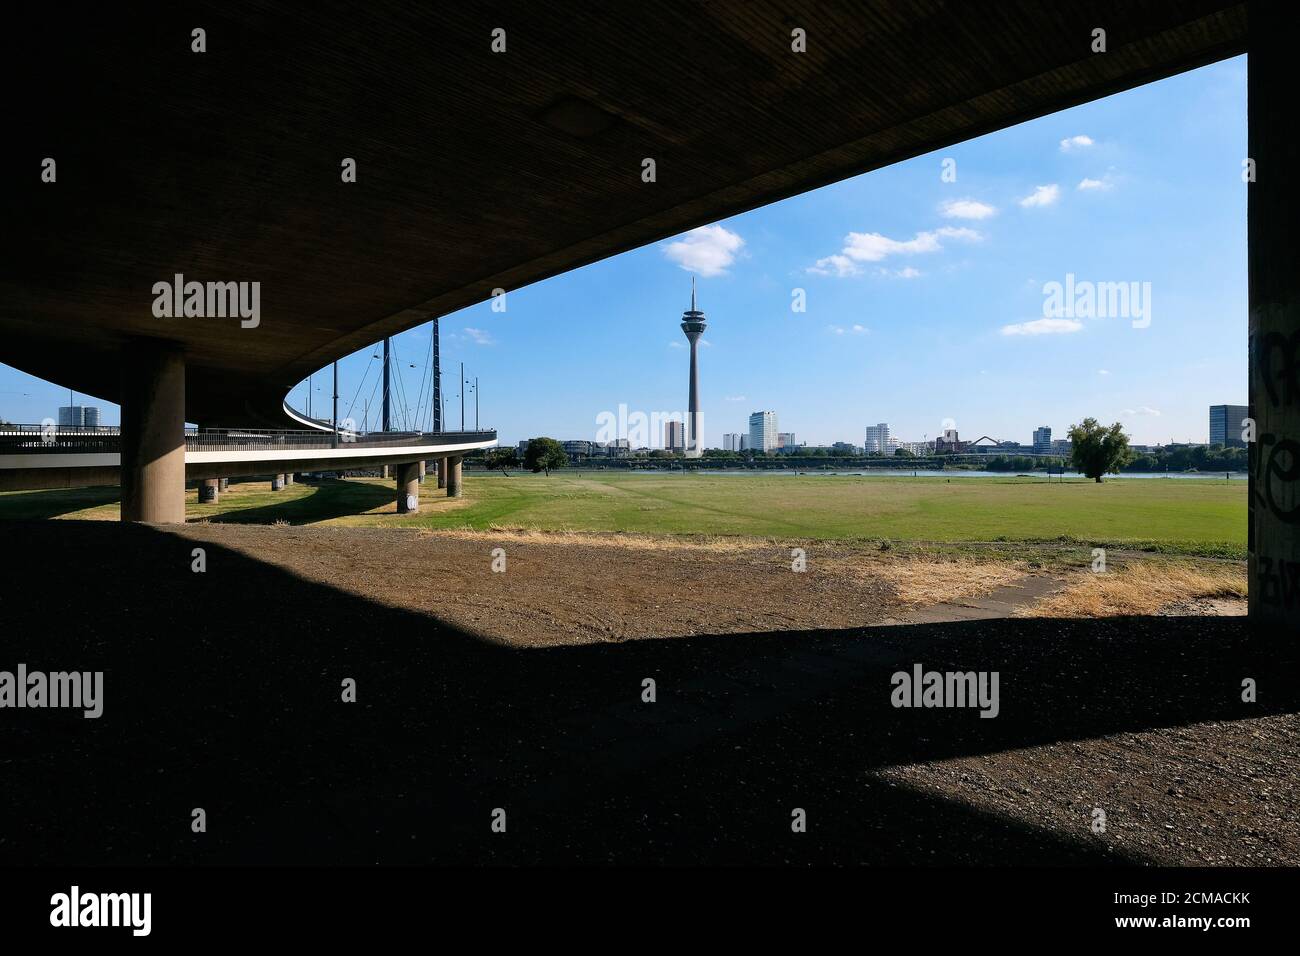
left=415, top=527, right=1040, bottom=607
left=412, top=525, right=777, bottom=555
left=1018, top=561, right=1246, bottom=618
left=854, top=556, right=1031, bottom=607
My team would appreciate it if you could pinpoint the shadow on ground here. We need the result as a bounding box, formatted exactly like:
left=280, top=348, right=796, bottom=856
left=0, top=521, right=1292, bottom=865
left=0, top=485, right=120, bottom=520
left=197, top=478, right=397, bottom=525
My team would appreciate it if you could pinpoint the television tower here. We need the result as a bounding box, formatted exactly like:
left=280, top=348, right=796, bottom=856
left=680, top=277, right=706, bottom=457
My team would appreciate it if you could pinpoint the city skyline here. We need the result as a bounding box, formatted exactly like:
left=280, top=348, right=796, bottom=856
left=0, top=58, right=1247, bottom=448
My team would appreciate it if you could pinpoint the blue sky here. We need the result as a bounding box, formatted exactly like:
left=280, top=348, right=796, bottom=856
left=2, top=57, right=1246, bottom=448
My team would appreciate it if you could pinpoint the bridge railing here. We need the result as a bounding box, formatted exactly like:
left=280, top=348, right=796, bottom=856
left=0, top=426, right=496, bottom=455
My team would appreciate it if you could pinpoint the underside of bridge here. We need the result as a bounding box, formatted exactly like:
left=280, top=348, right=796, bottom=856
left=5, top=0, right=1248, bottom=427
left=2, top=2, right=1294, bottom=626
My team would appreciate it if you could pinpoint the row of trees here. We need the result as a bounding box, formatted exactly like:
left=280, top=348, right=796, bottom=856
left=484, top=437, right=566, bottom=476
left=479, top=422, right=1243, bottom=483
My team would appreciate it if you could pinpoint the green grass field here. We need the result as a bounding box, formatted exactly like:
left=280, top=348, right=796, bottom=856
left=0, top=471, right=1247, bottom=557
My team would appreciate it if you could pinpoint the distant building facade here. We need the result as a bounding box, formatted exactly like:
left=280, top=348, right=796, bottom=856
left=664, top=420, right=686, bottom=452
left=1032, top=426, right=1052, bottom=455
left=934, top=429, right=967, bottom=455
left=748, top=411, right=777, bottom=453
left=863, top=423, right=891, bottom=454
left=1209, top=404, right=1249, bottom=448
left=58, top=405, right=101, bottom=427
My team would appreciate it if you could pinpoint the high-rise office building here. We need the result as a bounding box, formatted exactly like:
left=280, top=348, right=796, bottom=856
left=864, top=423, right=891, bottom=454
left=777, top=432, right=796, bottom=451
left=1032, top=426, right=1052, bottom=455
left=679, top=279, right=707, bottom=458
left=664, top=420, right=686, bottom=452
left=58, top=405, right=101, bottom=428
left=748, top=411, right=777, bottom=452
left=1209, top=404, right=1249, bottom=447
left=723, top=432, right=743, bottom=452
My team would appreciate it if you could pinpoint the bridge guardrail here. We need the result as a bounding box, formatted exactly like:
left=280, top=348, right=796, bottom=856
left=0, top=427, right=496, bottom=455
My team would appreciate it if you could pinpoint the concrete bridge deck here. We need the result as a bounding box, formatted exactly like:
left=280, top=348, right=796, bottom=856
left=0, top=424, right=496, bottom=511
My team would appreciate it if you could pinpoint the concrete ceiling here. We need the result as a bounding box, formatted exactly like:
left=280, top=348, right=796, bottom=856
left=2, top=1, right=1246, bottom=426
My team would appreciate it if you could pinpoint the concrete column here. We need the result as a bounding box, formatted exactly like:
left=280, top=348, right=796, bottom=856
left=396, top=461, right=420, bottom=513
left=419, top=460, right=427, bottom=482
left=446, top=455, right=463, bottom=498
left=381, top=464, right=390, bottom=480
left=198, top=478, right=219, bottom=504
left=120, top=340, right=186, bottom=523
left=284, top=472, right=295, bottom=486
left=1249, top=5, right=1300, bottom=625
left=272, top=474, right=285, bottom=491
left=436, top=458, right=447, bottom=489
left=219, top=478, right=229, bottom=492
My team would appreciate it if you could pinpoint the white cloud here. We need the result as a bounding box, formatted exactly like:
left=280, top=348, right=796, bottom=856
left=1018, top=184, right=1060, bottom=208
left=463, top=327, right=495, bottom=345
left=662, top=225, right=745, bottom=277
left=724, top=395, right=746, bottom=402
left=893, top=267, right=922, bottom=279
left=1098, top=369, right=1110, bottom=375
left=1000, top=318, right=1082, bottom=336
left=827, top=324, right=868, bottom=336
left=1077, top=177, right=1111, bottom=191
left=1120, top=406, right=1162, bottom=417
left=809, top=226, right=981, bottom=276
left=939, top=198, right=996, bottom=220
left=668, top=341, right=685, bottom=349
left=1060, top=135, right=1094, bottom=152
left=811, top=254, right=859, bottom=277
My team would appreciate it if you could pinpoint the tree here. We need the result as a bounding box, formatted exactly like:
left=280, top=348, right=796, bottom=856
left=1068, top=418, right=1132, bottom=482
left=484, top=447, right=518, bottom=476
left=524, top=437, right=567, bottom=476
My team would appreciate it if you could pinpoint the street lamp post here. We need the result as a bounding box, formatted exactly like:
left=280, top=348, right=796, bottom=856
left=331, top=360, right=339, bottom=448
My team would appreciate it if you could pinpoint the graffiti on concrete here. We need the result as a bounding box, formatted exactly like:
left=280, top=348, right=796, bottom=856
left=1259, top=330, right=1300, bottom=408
left=1258, top=555, right=1300, bottom=608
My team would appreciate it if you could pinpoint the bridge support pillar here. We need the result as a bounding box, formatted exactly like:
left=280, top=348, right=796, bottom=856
left=198, top=479, right=219, bottom=504
left=436, top=458, right=447, bottom=489
left=219, top=478, right=229, bottom=492
left=381, top=465, right=390, bottom=480
left=285, top=472, right=295, bottom=486
left=446, top=456, right=463, bottom=498
left=1249, top=6, right=1300, bottom=627
left=396, top=462, right=420, bottom=513
left=120, top=340, right=186, bottom=523
left=418, top=460, right=426, bottom=482
left=272, top=474, right=285, bottom=491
